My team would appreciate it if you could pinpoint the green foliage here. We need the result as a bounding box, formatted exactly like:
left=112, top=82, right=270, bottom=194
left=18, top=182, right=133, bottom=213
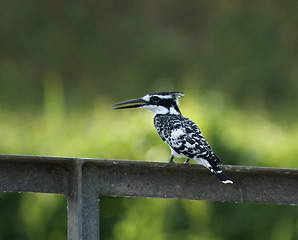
left=0, top=92, right=297, bottom=239
left=0, top=0, right=298, bottom=111
left=0, top=193, right=66, bottom=240
left=0, top=0, right=297, bottom=239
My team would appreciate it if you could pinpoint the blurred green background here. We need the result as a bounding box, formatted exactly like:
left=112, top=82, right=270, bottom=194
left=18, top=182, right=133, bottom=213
left=0, top=0, right=297, bottom=239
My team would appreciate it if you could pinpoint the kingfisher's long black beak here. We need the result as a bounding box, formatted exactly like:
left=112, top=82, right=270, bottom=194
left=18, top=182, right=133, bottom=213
left=112, top=98, right=148, bottom=110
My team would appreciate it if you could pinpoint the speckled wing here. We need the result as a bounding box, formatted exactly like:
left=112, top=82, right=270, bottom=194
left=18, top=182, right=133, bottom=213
left=154, top=114, right=222, bottom=166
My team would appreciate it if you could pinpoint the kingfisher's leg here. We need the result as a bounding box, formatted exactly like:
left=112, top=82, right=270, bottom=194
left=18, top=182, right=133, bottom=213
left=168, top=155, right=175, bottom=163
left=184, top=158, right=190, bottom=164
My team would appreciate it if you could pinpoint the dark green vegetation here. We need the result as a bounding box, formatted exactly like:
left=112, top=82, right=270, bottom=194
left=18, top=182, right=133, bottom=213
left=0, top=0, right=297, bottom=239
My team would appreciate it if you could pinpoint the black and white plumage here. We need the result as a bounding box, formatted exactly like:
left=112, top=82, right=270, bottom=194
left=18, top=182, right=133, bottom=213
left=113, top=92, right=233, bottom=184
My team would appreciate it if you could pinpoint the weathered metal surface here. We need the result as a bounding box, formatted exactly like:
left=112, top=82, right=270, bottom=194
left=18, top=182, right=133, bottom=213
left=84, top=159, right=298, bottom=205
left=0, top=155, right=70, bottom=194
left=67, top=160, right=99, bottom=240
left=0, top=155, right=297, bottom=205
left=0, top=154, right=297, bottom=240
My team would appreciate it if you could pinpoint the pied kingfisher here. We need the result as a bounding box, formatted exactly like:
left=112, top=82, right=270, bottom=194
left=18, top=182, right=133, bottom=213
left=113, top=92, right=233, bottom=184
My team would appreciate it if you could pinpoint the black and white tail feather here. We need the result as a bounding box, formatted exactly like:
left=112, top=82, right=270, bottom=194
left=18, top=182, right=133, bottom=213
left=113, top=92, right=233, bottom=184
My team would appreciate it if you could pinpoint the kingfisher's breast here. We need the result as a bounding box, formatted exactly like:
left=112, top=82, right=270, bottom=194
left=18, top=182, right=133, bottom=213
left=154, top=114, right=185, bottom=146
left=154, top=114, right=181, bottom=131
left=154, top=114, right=169, bottom=140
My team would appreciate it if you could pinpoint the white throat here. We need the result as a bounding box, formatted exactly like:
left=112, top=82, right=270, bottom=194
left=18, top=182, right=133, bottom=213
left=140, top=105, right=180, bottom=115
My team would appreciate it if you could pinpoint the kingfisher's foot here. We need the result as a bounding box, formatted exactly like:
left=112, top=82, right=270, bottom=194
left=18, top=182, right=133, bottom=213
left=168, top=156, right=175, bottom=163
left=184, top=158, right=191, bottom=164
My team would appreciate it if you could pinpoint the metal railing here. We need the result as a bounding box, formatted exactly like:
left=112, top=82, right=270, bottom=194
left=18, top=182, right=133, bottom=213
left=0, top=154, right=297, bottom=240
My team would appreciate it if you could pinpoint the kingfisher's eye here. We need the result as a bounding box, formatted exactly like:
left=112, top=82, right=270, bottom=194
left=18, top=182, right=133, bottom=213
left=151, top=96, right=159, bottom=103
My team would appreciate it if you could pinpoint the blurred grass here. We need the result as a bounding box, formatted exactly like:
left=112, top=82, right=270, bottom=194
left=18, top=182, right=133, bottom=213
left=0, top=86, right=297, bottom=167
left=0, top=0, right=298, bottom=239
left=0, top=86, right=297, bottom=239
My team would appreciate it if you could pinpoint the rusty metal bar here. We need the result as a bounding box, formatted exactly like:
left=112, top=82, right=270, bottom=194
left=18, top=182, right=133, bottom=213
left=0, top=154, right=297, bottom=240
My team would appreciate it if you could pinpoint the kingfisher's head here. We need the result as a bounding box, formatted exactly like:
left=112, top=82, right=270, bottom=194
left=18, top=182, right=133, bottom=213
left=113, top=92, right=184, bottom=115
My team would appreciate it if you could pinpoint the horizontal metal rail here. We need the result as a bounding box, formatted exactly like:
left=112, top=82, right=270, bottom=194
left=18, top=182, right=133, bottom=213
left=0, top=154, right=297, bottom=240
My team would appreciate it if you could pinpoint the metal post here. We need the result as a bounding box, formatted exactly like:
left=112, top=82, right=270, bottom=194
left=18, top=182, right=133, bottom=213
left=67, top=160, right=100, bottom=240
